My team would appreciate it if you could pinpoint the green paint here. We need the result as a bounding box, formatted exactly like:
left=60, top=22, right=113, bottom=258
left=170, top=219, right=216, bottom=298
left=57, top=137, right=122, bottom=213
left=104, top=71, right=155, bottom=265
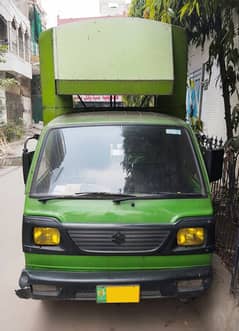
left=23, top=113, right=213, bottom=274
left=39, top=29, right=72, bottom=124
left=46, top=112, right=189, bottom=127
left=39, top=18, right=188, bottom=123
left=96, top=286, right=107, bottom=303
left=24, top=198, right=212, bottom=224
left=28, top=20, right=211, bottom=284
left=157, top=26, right=188, bottom=119
left=56, top=80, right=173, bottom=96
left=189, top=128, right=211, bottom=193
left=54, top=18, right=174, bottom=82
left=25, top=253, right=212, bottom=271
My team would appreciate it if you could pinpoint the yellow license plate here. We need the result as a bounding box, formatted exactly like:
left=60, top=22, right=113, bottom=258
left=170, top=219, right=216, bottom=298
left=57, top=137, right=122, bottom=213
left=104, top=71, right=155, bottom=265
left=96, top=285, right=140, bottom=303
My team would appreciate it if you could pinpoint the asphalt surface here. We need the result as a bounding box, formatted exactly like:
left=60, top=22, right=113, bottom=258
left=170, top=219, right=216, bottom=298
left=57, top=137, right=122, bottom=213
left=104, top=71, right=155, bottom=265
left=0, top=166, right=205, bottom=331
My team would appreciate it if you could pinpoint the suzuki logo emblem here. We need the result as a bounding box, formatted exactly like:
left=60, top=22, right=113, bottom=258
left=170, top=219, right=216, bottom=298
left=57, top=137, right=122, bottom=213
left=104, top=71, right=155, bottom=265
left=112, top=232, right=125, bottom=245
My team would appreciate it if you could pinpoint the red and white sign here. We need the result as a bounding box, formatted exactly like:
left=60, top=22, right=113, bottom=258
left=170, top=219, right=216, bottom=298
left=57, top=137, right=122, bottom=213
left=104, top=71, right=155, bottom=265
left=74, top=95, right=122, bottom=102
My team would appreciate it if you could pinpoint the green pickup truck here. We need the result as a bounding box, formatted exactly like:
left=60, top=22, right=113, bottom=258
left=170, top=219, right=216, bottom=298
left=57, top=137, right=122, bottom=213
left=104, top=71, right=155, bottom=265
left=16, top=18, right=223, bottom=303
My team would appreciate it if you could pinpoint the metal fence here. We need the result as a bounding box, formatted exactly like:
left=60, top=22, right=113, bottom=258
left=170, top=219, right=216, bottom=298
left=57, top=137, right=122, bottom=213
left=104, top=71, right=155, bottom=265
left=198, top=134, right=239, bottom=295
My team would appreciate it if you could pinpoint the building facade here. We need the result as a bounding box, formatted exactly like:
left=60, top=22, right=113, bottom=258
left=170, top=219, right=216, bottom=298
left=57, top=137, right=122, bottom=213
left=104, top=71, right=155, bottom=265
left=0, top=0, right=32, bottom=127
left=29, top=0, right=46, bottom=66
left=0, top=0, right=45, bottom=127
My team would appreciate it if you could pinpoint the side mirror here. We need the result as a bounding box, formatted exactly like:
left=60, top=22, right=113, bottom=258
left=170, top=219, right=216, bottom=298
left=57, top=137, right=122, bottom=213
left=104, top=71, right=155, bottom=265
left=22, top=134, right=39, bottom=184
left=203, top=149, right=224, bottom=182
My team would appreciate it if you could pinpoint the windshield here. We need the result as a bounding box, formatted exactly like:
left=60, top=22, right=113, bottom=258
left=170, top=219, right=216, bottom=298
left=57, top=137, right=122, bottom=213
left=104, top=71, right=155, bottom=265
left=31, top=125, right=205, bottom=197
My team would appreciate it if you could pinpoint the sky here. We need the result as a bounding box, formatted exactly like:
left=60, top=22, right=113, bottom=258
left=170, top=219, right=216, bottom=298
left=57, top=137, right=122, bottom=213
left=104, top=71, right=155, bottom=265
left=41, top=0, right=101, bottom=28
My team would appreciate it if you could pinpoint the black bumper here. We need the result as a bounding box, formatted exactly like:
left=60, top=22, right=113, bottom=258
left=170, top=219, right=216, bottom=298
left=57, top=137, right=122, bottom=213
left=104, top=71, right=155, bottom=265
left=16, top=266, right=212, bottom=300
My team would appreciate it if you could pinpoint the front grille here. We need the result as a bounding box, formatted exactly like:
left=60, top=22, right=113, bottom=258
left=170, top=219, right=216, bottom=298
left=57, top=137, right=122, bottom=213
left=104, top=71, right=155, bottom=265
left=67, top=225, right=170, bottom=254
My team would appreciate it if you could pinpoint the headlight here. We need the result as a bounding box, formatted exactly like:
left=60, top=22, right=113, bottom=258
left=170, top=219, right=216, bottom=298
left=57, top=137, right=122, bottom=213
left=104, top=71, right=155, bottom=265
left=177, top=228, right=204, bottom=246
left=33, top=227, right=60, bottom=245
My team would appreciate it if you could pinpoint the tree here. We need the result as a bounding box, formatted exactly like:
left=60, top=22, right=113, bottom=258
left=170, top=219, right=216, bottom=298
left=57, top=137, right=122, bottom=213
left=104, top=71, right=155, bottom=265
left=129, top=0, right=239, bottom=140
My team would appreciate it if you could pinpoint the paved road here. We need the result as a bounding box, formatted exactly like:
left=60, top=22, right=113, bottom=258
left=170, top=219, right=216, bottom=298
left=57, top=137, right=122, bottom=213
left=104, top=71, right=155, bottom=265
left=0, top=167, right=205, bottom=331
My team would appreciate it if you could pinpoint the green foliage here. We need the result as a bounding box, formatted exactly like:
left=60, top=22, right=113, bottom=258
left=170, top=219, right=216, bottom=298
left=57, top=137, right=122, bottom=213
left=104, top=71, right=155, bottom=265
left=122, top=95, right=154, bottom=107
left=0, top=78, right=19, bottom=89
left=0, top=121, right=24, bottom=142
left=128, top=0, right=239, bottom=140
left=190, top=118, right=204, bottom=134
left=0, top=45, right=18, bottom=88
left=128, top=0, right=145, bottom=17
left=0, top=45, right=7, bottom=63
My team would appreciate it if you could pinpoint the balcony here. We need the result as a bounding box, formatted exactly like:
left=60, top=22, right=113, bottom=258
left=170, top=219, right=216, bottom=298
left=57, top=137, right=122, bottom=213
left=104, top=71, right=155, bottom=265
left=0, top=48, right=32, bottom=79
left=0, top=16, right=32, bottom=79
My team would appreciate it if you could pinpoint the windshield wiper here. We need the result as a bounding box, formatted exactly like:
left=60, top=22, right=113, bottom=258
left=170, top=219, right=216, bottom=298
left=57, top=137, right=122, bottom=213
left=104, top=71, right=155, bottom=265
left=75, top=192, right=137, bottom=198
left=37, top=192, right=137, bottom=203
left=113, top=192, right=203, bottom=204
left=37, top=192, right=202, bottom=203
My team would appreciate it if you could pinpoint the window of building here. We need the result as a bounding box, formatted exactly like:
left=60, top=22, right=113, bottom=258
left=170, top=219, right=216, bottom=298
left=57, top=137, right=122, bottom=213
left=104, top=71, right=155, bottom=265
left=25, top=31, right=30, bottom=62
left=18, top=26, right=24, bottom=58
left=11, top=19, right=18, bottom=55
left=0, top=16, right=8, bottom=47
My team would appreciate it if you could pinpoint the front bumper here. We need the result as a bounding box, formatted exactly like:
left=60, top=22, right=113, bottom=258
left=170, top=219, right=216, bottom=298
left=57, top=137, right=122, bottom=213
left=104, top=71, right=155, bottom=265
left=16, top=266, right=212, bottom=300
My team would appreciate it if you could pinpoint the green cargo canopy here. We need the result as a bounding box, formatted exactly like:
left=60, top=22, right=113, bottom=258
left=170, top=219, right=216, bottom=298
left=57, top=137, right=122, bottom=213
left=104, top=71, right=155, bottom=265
left=39, top=18, right=187, bottom=123
left=54, top=18, right=173, bottom=95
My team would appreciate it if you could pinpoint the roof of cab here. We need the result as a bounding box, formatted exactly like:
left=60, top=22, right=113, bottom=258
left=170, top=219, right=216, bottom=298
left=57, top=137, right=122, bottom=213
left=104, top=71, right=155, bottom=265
left=47, top=111, right=188, bottom=128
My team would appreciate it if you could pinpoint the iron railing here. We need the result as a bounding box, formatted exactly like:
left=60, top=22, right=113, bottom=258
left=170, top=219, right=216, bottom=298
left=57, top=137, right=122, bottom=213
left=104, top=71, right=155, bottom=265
left=198, top=134, right=239, bottom=295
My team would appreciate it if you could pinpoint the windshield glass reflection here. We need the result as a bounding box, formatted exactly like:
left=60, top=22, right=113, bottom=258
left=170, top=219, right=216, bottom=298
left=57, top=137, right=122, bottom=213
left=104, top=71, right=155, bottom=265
left=31, top=125, right=204, bottom=197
